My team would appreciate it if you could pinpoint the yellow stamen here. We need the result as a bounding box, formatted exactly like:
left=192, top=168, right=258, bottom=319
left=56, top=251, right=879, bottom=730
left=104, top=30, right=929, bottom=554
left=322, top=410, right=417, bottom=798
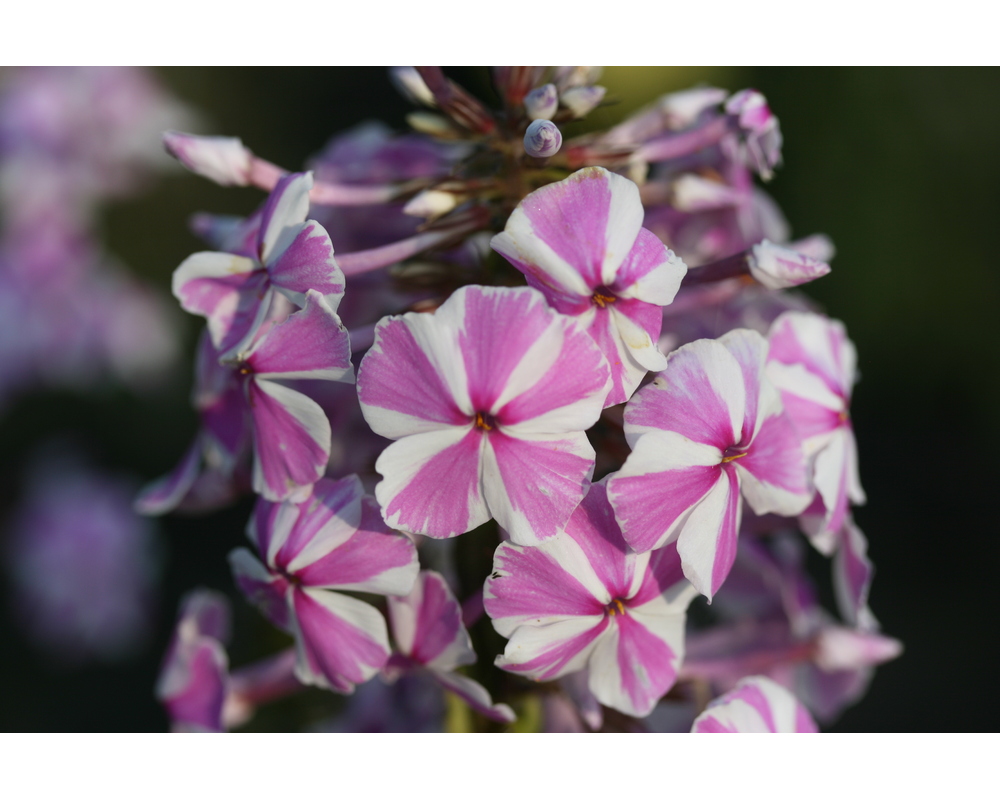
left=474, top=412, right=493, bottom=431
left=721, top=451, right=748, bottom=463
left=607, top=598, right=626, bottom=617
left=592, top=288, right=617, bottom=308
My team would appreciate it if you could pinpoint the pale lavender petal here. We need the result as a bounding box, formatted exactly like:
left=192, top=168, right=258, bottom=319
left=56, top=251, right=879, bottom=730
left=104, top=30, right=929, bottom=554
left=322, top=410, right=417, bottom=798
left=245, top=290, right=352, bottom=382
left=162, top=132, right=251, bottom=186
left=675, top=464, right=742, bottom=599
left=389, top=571, right=475, bottom=670
left=482, top=430, right=595, bottom=544
left=266, top=220, right=345, bottom=310
left=258, top=172, right=312, bottom=265
left=375, top=426, right=489, bottom=538
left=430, top=668, right=516, bottom=723
left=748, top=240, right=830, bottom=290
left=291, top=587, right=390, bottom=692
left=249, top=379, right=330, bottom=503
left=607, top=430, right=723, bottom=553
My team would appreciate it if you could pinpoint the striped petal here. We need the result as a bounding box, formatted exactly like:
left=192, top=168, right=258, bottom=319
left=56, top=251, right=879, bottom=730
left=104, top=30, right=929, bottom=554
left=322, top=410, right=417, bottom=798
left=692, top=675, right=818, bottom=732
left=388, top=570, right=475, bottom=671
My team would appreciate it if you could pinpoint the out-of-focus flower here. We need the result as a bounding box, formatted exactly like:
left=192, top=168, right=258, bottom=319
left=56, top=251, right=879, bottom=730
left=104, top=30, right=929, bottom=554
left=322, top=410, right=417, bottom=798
left=485, top=479, right=696, bottom=718
left=4, top=450, right=162, bottom=663
left=229, top=475, right=418, bottom=692
left=386, top=570, right=514, bottom=723
left=524, top=84, right=558, bottom=121
left=492, top=167, right=686, bottom=405
left=608, top=329, right=811, bottom=598
left=691, top=675, right=817, bottom=733
left=561, top=86, right=606, bottom=119
left=357, top=285, right=610, bottom=544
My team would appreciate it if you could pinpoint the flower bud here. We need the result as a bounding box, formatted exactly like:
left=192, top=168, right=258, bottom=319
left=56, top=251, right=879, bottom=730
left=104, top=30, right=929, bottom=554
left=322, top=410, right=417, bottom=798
left=560, top=85, right=606, bottom=119
left=552, top=66, right=603, bottom=91
left=523, top=119, right=562, bottom=158
left=524, top=83, right=558, bottom=120
left=389, top=67, right=436, bottom=107
left=747, top=239, right=831, bottom=289
left=403, top=189, right=460, bottom=219
left=162, top=131, right=251, bottom=186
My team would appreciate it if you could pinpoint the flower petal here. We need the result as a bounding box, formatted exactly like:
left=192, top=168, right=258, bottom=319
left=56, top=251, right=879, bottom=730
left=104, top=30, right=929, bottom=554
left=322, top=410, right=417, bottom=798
left=388, top=571, right=475, bottom=670
left=430, top=668, right=516, bottom=723
left=676, top=464, right=742, bottom=599
left=258, top=172, right=312, bottom=265
left=494, top=616, right=609, bottom=682
left=267, top=220, right=345, bottom=310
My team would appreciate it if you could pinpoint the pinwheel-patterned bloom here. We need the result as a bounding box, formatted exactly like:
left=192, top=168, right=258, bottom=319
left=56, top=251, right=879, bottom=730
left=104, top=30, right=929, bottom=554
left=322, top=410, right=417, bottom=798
left=491, top=167, right=686, bottom=406
left=357, top=284, right=611, bottom=544
left=387, top=570, right=514, bottom=723
left=173, top=171, right=344, bottom=358
left=229, top=475, right=418, bottom=692
left=607, top=328, right=811, bottom=598
left=485, top=479, right=697, bottom=718
left=691, top=675, right=817, bottom=733
left=767, top=311, right=865, bottom=551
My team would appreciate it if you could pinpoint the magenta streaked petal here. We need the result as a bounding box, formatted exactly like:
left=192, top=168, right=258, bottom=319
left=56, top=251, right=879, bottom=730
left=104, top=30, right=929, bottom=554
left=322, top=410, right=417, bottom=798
left=608, top=431, right=722, bottom=553
left=134, top=436, right=202, bottom=516
left=584, top=307, right=638, bottom=406
left=245, top=290, right=352, bottom=382
left=430, top=669, right=516, bottom=723
left=271, top=475, right=363, bottom=568
left=768, top=311, right=855, bottom=400
left=675, top=464, right=742, bottom=599
left=291, top=587, right=390, bottom=692
left=587, top=611, right=680, bottom=717
left=267, top=221, right=345, bottom=310
left=249, top=379, right=330, bottom=503
left=482, top=430, right=595, bottom=544
left=692, top=675, right=817, bottom=733
left=833, top=520, right=876, bottom=629
left=228, top=547, right=292, bottom=631
left=562, top=480, right=636, bottom=601
left=718, top=329, right=769, bottom=443
left=629, top=542, right=696, bottom=608
left=737, top=411, right=811, bottom=517
left=295, top=497, right=418, bottom=595
left=388, top=571, right=474, bottom=670
left=495, top=616, right=609, bottom=681
left=610, top=304, right=668, bottom=373
left=199, top=383, right=251, bottom=463
left=611, top=227, right=686, bottom=306
left=485, top=539, right=607, bottom=638
left=358, top=314, right=470, bottom=439
left=247, top=492, right=300, bottom=566
left=624, top=338, right=743, bottom=450
left=375, top=426, right=488, bottom=538
left=160, top=638, right=229, bottom=733
left=171, top=251, right=270, bottom=356
left=258, top=172, right=312, bottom=265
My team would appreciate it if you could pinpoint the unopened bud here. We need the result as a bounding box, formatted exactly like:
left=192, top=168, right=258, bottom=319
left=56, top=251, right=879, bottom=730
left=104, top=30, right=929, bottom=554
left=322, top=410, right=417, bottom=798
left=403, top=189, right=461, bottom=219
left=814, top=627, right=904, bottom=672
left=163, top=131, right=251, bottom=186
left=389, top=67, right=436, bottom=107
left=747, top=239, right=831, bottom=289
left=560, top=86, right=606, bottom=119
left=524, top=84, right=558, bottom=120
left=671, top=174, right=742, bottom=212
left=552, top=66, right=603, bottom=91
left=523, top=119, right=562, bottom=158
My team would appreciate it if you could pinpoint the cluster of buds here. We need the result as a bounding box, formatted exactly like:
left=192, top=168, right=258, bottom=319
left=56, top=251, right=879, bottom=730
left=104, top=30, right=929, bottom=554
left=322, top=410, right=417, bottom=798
left=149, top=67, right=899, bottom=733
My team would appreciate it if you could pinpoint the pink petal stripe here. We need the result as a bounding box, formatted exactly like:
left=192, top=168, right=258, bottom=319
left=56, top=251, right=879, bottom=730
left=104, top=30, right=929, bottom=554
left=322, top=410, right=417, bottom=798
left=397, top=572, right=469, bottom=667
left=498, top=617, right=610, bottom=681
left=199, top=384, right=251, bottom=461
left=430, top=669, right=516, bottom=723
left=249, top=379, right=330, bottom=502
left=614, top=613, right=678, bottom=716
left=629, top=543, right=686, bottom=606
left=161, top=640, right=228, bottom=732
left=485, top=431, right=595, bottom=542
left=833, top=520, right=874, bottom=629
left=378, top=427, right=487, bottom=538
left=709, top=466, right=742, bottom=597
left=738, top=412, right=810, bottom=510
left=134, top=436, right=202, bottom=515
left=292, top=588, right=389, bottom=692
left=768, top=312, right=852, bottom=399
left=267, top=221, right=344, bottom=306
left=228, top=548, right=292, bottom=631
left=245, top=290, right=352, bottom=380
left=611, top=227, right=680, bottom=302
left=585, top=308, right=631, bottom=406
left=780, top=390, right=843, bottom=443
left=358, top=316, right=469, bottom=435
left=719, top=329, right=768, bottom=444
left=562, top=481, right=633, bottom=601
left=486, top=541, right=606, bottom=625
left=272, top=475, right=364, bottom=570
left=258, top=172, right=312, bottom=265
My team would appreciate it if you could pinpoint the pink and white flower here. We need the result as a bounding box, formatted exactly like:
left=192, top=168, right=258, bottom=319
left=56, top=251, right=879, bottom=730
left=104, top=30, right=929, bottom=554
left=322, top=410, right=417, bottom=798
left=229, top=475, right=419, bottom=693
left=691, top=675, right=817, bottom=733
left=484, top=478, right=697, bottom=718
left=173, top=171, right=344, bottom=358
left=491, top=167, right=686, bottom=406
left=386, top=570, right=515, bottom=723
left=607, top=328, right=811, bottom=598
left=767, top=311, right=865, bottom=551
left=357, top=284, right=610, bottom=544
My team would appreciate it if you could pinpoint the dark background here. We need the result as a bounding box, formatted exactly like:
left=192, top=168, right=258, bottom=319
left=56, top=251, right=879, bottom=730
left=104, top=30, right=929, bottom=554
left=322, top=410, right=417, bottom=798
left=0, top=67, right=996, bottom=731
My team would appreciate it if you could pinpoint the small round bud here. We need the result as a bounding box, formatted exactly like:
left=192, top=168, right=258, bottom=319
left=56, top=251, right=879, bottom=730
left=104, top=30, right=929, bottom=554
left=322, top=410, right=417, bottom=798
left=524, top=83, right=558, bottom=121
left=523, top=119, right=562, bottom=158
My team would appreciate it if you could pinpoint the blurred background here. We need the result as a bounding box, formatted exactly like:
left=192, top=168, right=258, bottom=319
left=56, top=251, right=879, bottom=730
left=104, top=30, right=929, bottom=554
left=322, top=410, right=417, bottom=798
left=0, top=66, right=996, bottom=732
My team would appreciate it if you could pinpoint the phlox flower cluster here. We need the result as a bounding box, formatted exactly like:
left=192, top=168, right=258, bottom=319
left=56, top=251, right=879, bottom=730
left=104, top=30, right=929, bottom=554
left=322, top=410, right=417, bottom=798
left=149, top=67, right=899, bottom=733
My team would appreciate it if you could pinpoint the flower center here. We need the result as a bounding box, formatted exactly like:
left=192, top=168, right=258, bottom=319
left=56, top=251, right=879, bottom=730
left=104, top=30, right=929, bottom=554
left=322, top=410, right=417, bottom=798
left=591, top=287, right=617, bottom=308
left=606, top=598, right=627, bottom=617
left=474, top=411, right=496, bottom=431
left=721, top=446, right=748, bottom=463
